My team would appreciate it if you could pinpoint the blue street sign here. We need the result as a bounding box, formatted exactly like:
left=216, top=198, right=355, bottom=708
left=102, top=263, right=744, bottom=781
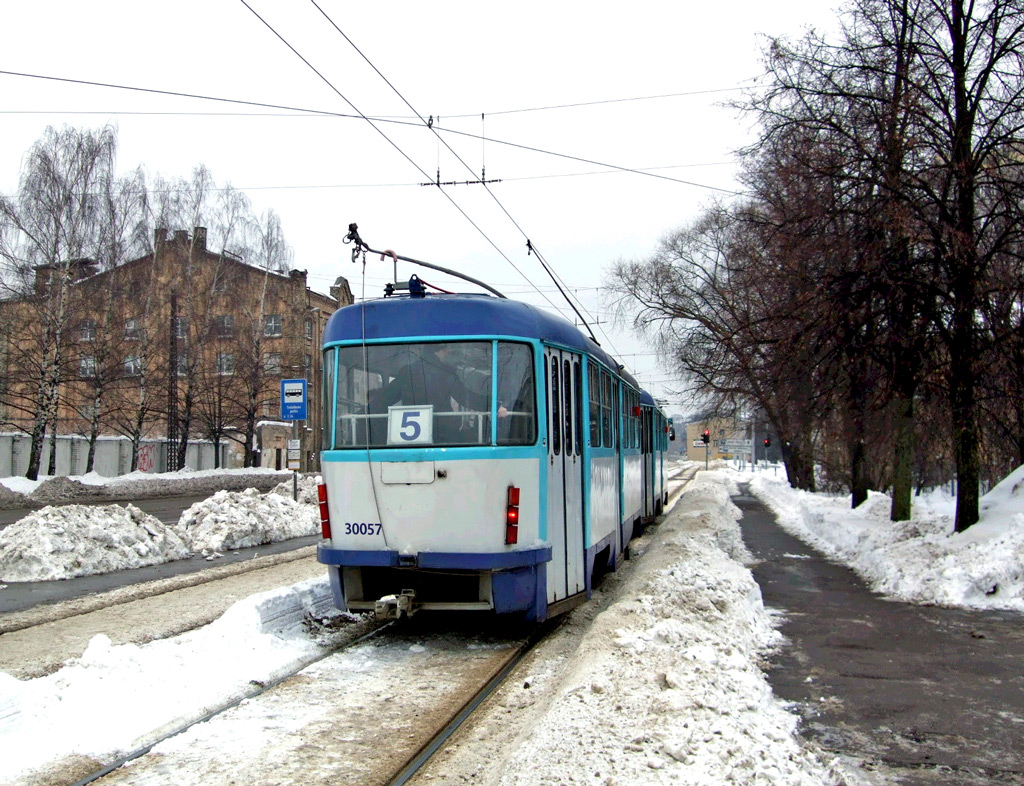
left=281, top=378, right=308, bottom=420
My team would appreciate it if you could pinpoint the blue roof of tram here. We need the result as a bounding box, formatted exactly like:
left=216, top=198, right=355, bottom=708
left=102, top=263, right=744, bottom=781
left=323, top=293, right=629, bottom=376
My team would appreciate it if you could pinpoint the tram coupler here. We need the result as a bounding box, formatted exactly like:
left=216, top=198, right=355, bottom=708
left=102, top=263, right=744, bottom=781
left=374, top=589, right=417, bottom=620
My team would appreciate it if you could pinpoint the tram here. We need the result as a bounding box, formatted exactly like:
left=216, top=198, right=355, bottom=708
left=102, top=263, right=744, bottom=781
left=316, top=286, right=670, bottom=621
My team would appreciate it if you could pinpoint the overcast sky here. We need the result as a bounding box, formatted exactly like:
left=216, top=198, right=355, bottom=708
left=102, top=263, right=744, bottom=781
left=0, top=1, right=840, bottom=410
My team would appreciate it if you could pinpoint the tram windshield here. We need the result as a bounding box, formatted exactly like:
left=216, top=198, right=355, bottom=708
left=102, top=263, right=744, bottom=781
left=325, top=340, right=536, bottom=448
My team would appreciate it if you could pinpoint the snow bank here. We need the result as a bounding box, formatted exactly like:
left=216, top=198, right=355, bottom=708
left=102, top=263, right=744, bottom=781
left=268, top=474, right=322, bottom=505
left=497, top=471, right=848, bottom=785
left=0, top=473, right=321, bottom=582
left=749, top=471, right=1024, bottom=612
left=177, top=488, right=319, bottom=553
left=0, top=505, right=190, bottom=582
left=0, top=577, right=334, bottom=784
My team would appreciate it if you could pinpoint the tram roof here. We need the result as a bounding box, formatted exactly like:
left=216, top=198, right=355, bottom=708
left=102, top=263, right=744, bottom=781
left=323, top=293, right=636, bottom=383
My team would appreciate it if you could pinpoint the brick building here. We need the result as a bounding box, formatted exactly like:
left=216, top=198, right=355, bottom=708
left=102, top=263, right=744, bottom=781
left=0, top=227, right=352, bottom=477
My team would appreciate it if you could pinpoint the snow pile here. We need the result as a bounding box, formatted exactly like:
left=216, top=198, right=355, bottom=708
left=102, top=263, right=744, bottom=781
left=498, top=472, right=848, bottom=785
left=0, top=578, right=334, bottom=783
left=0, top=467, right=293, bottom=505
left=749, top=468, right=1024, bottom=612
left=268, top=474, right=322, bottom=505
left=0, top=505, right=190, bottom=582
left=177, top=488, right=319, bottom=553
left=30, top=476, right=105, bottom=504
left=0, top=484, right=32, bottom=511
left=0, top=474, right=321, bottom=581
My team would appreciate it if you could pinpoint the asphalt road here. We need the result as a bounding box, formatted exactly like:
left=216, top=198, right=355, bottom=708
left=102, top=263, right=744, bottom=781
left=734, top=485, right=1024, bottom=785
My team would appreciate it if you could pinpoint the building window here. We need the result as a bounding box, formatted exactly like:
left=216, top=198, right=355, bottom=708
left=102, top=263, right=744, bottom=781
left=263, top=352, right=282, bottom=375
left=217, top=352, right=235, bottom=376
left=124, top=355, right=143, bottom=376
left=304, top=317, right=313, bottom=340
left=264, top=314, right=283, bottom=337
left=80, top=355, right=96, bottom=378
left=173, top=316, right=188, bottom=340
left=125, top=317, right=142, bottom=340
left=213, top=315, right=234, bottom=339
left=303, top=354, right=312, bottom=377
left=79, top=319, right=96, bottom=342
left=176, top=352, right=188, bottom=377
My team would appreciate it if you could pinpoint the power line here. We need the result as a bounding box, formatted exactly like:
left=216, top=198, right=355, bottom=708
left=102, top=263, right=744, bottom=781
left=237, top=1, right=560, bottom=315
left=0, top=69, right=744, bottom=195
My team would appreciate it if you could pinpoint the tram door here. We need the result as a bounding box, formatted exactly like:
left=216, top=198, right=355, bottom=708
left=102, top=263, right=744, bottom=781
left=545, top=348, right=585, bottom=602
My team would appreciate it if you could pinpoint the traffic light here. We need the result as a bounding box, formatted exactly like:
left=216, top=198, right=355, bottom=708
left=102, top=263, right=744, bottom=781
left=702, top=429, right=710, bottom=445
left=764, top=437, right=771, bottom=448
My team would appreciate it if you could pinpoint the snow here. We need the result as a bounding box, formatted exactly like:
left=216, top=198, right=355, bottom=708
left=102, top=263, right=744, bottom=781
left=747, top=465, right=1024, bottom=612
left=1, top=462, right=1023, bottom=783
left=0, top=505, right=190, bottom=582
left=0, top=578, right=335, bottom=782
left=177, top=488, right=319, bottom=554
left=0, top=474, right=322, bottom=582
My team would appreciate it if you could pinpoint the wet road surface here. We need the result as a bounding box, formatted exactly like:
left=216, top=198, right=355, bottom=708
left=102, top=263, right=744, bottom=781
left=735, top=486, right=1024, bottom=785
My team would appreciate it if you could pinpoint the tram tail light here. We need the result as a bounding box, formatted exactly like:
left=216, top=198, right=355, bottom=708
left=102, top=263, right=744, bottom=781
left=318, top=483, right=332, bottom=539
left=505, top=485, right=520, bottom=545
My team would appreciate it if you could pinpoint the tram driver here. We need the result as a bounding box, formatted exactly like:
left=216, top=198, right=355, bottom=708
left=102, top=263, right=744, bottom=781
left=369, top=344, right=507, bottom=445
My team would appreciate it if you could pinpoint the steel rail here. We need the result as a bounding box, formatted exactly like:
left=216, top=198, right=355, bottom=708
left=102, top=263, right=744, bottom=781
left=384, top=620, right=557, bottom=786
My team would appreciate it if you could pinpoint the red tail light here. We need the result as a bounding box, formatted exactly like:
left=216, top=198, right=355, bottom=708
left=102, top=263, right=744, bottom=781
left=317, top=483, right=332, bottom=539
left=505, top=485, right=520, bottom=545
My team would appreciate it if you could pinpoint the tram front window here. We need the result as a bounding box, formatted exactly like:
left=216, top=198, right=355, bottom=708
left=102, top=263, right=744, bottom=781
left=330, top=341, right=535, bottom=448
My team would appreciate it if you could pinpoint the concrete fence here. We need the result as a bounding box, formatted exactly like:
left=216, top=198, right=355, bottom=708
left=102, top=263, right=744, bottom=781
left=0, top=433, right=228, bottom=479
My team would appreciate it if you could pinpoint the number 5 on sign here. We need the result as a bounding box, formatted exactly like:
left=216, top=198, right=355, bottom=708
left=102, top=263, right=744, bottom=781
left=387, top=405, right=433, bottom=445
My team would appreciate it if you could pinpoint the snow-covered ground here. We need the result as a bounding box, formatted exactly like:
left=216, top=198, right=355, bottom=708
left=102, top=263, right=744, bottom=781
left=1, top=462, right=1022, bottom=784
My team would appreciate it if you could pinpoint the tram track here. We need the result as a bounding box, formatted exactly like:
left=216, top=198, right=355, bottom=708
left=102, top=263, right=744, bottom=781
left=70, top=619, right=396, bottom=786
left=81, top=617, right=546, bottom=786
left=12, top=462, right=699, bottom=786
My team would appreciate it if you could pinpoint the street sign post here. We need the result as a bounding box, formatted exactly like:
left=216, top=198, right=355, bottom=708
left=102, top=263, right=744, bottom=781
left=280, top=379, right=307, bottom=500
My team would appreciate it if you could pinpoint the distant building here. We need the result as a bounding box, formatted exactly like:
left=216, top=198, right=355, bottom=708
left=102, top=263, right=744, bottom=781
left=0, top=227, right=353, bottom=477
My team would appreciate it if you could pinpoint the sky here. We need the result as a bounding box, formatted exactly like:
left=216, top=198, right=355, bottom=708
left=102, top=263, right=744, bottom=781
left=3, top=462, right=1023, bottom=783
left=0, top=1, right=843, bottom=411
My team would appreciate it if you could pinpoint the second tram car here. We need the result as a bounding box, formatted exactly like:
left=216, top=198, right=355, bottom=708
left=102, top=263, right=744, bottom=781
left=316, top=291, right=670, bottom=621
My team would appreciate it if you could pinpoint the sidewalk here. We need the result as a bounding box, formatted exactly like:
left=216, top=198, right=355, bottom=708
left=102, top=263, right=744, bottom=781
left=734, top=486, right=1024, bottom=785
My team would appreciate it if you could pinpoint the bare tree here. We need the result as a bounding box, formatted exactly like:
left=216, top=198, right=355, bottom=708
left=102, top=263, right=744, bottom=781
left=0, top=126, right=120, bottom=479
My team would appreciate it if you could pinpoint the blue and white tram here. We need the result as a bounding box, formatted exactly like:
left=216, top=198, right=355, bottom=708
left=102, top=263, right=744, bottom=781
left=316, top=292, right=669, bottom=621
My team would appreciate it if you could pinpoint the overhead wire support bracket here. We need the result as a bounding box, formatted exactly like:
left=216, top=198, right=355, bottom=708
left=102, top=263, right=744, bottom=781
left=419, top=178, right=504, bottom=187
left=343, top=223, right=506, bottom=299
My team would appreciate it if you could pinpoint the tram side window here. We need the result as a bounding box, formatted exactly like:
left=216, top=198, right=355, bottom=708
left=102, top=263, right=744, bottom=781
left=563, top=360, right=573, bottom=456
left=322, top=348, right=336, bottom=450
left=588, top=364, right=601, bottom=447
left=497, top=342, right=536, bottom=446
left=601, top=371, right=614, bottom=448
left=573, top=361, right=583, bottom=456
left=621, top=389, right=631, bottom=450
left=550, top=357, right=561, bottom=455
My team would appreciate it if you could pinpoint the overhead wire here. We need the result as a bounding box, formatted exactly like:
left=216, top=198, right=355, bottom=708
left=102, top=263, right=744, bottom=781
left=236, top=0, right=550, bottom=308
left=0, top=69, right=743, bottom=194
left=304, top=0, right=619, bottom=345
left=301, top=0, right=569, bottom=314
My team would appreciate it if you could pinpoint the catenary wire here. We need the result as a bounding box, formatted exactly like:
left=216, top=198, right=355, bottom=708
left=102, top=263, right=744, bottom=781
left=307, top=1, right=617, bottom=346
left=235, top=0, right=558, bottom=312
left=0, top=69, right=744, bottom=195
